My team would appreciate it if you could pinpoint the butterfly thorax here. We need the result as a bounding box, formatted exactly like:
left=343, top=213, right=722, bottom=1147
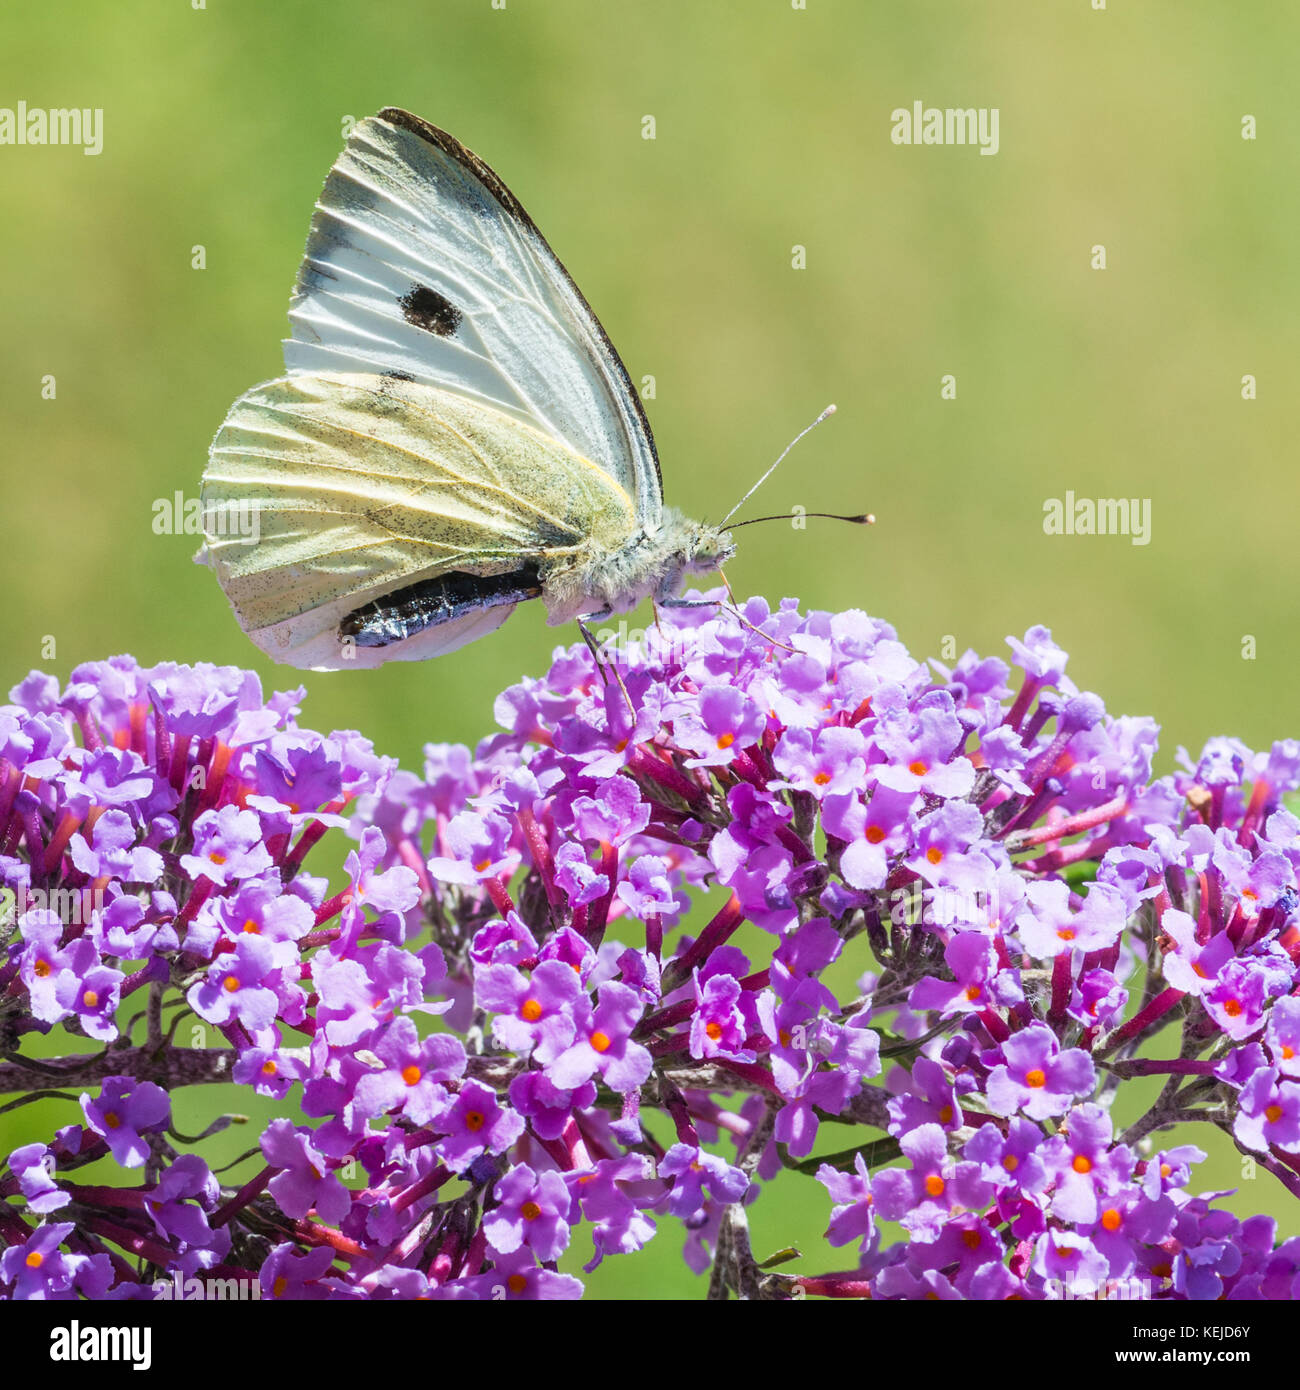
left=539, top=509, right=735, bottom=624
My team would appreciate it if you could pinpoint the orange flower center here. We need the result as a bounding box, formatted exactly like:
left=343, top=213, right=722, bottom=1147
left=1072, top=1155, right=1093, bottom=1174
left=521, top=1201, right=542, bottom=1222
left=465, top=1109, right=485, bottom=1132
left=908, top=760, right=928, bottom=777
left=520, top=998, right=543, bottom=1023
left=590, top=1030, right=612, bottom=1054
left=706, top=1021, right=723, bottom=1041
left=716, top=733, right=735, bottom=750
left=1024, top=1068, right=1047, bottom=1089
left=813, top=772, right=831, bottom=786
left=926, top=847, right=943, bottom=865
left=1101, top=1208, right=1122, bottom=1232
left=1265, top=1103, right=1284, bottom=1124
left=865, top=826, right=885, bottom=844
left=402, top=1065, right=422, bottom=1086
left=924, top=1174, right=946, bottom=1198
left=223, top=975, right=240, bottom=993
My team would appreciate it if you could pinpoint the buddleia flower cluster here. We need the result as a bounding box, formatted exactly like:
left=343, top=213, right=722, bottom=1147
left=3, top=596, right=1300, bottom=1300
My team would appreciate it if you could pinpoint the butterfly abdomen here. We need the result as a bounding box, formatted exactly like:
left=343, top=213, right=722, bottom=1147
left=340, top=564, right=542, bottom=648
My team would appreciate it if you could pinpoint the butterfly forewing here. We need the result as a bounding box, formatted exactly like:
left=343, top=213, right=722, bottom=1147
left=283, top=109, right=663, bottom=526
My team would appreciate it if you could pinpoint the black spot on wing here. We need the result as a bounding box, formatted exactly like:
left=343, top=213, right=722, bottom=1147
left=398, top=284, right=462, bottom=337
left=339, top=565, right=541, bottom=649
left=383, top=369, right=415, bottom=382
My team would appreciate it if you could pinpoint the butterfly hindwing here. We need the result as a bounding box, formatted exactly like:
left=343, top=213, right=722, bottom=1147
left=283, top=109, right=663, bottom=526
left=200, top=371, right=637, bottom=670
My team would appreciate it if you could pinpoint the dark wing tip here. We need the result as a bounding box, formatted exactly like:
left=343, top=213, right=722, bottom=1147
left=373, top=108, right=531, bottom=224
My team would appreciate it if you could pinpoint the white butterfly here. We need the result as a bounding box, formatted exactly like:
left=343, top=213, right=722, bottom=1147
left=198, top=108, right=733, bottom=670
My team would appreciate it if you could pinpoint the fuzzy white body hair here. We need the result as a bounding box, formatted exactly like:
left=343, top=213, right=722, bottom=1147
left=539, top=509, right=734, bottom=624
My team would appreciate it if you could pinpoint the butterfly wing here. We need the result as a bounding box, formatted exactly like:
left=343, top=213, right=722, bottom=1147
left=200, top=372, right=637, bottom=671
left=283, top=108, right=663, bottom=527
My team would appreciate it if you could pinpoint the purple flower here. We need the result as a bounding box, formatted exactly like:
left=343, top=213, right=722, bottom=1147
left=350, top=1016, right=466, bottom=1125
left=963, top=1116, right=1049, bottom=1196
left=17, top=909, right=73, bottom=1024
left=1266, top=996, right=1300, bottom=1076
left=67, top=808, right=165, bottom=882
left=565, top=1155, right=657, bottom=1269
left=986, top=1025, right=1096, bottom=1121
left=872, top=702, right=975, bottom=799
left=260, top=1244, right=339, bottom=1301
left=657, top=1143, right=749, bottom=1218
left=690, top=971, right=755, bottom=1061
left=674, top=685, right=767, bottom=767
left=552, top=841, right=608, bottom=907
left=0, top=1223, right=112, bottom=1300
left=8, top=1142, right=69, bottom=1214
left=1015, top=879, right=1128, bottom=958
left=1235, top=1067, right=1300, bottom=1153
left=80, top=1077, right=170, bottom=1168
left=179, top=805, right=272, bottom=887
left=186, top=934, right=283, bottom=1031
left=817, top=1152, right=876, bottom=1249
left=822, top=786, right=915, bottom=891
left=615, top=855, right=682, bottom=921
left=427, top=809, right=516, bottom=884
left=483, top=1163, right=571, bottom=1260
left=261, top=1118, right=352, bottom=1224
left=910, top=931, right=1022, bottom=1017
left=570, top=777, right=650, bottom=847
left=871, top=1124, right=992, bottom=1243
left=435, top=1080, right=525, bottom=1172
left=547, top=982, right=653, bottom=1093
left=772, top=725, right=867, bottom=799
left=904, top=801, right=994, bottom=896
left=475, top=959, right=583, bottom=1062
left=886, top=1056, right=964, bottom=1135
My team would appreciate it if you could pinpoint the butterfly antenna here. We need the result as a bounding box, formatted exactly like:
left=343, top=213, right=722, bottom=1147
left=719, top=403, right=838, bottom=526
left=729, top=510, right=875, bottom=529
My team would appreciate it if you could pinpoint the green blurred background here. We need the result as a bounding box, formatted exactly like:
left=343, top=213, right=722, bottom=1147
left=2, top=0, right=1297, bottom=1296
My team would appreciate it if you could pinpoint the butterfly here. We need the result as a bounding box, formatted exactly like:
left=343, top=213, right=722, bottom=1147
left=198, top=108, right=736, bottom=671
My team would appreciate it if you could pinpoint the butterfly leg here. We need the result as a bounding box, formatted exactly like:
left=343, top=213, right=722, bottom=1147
left=576, top=615, right=636, bottom=721
left=661, top=579, right=795, bottom=654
